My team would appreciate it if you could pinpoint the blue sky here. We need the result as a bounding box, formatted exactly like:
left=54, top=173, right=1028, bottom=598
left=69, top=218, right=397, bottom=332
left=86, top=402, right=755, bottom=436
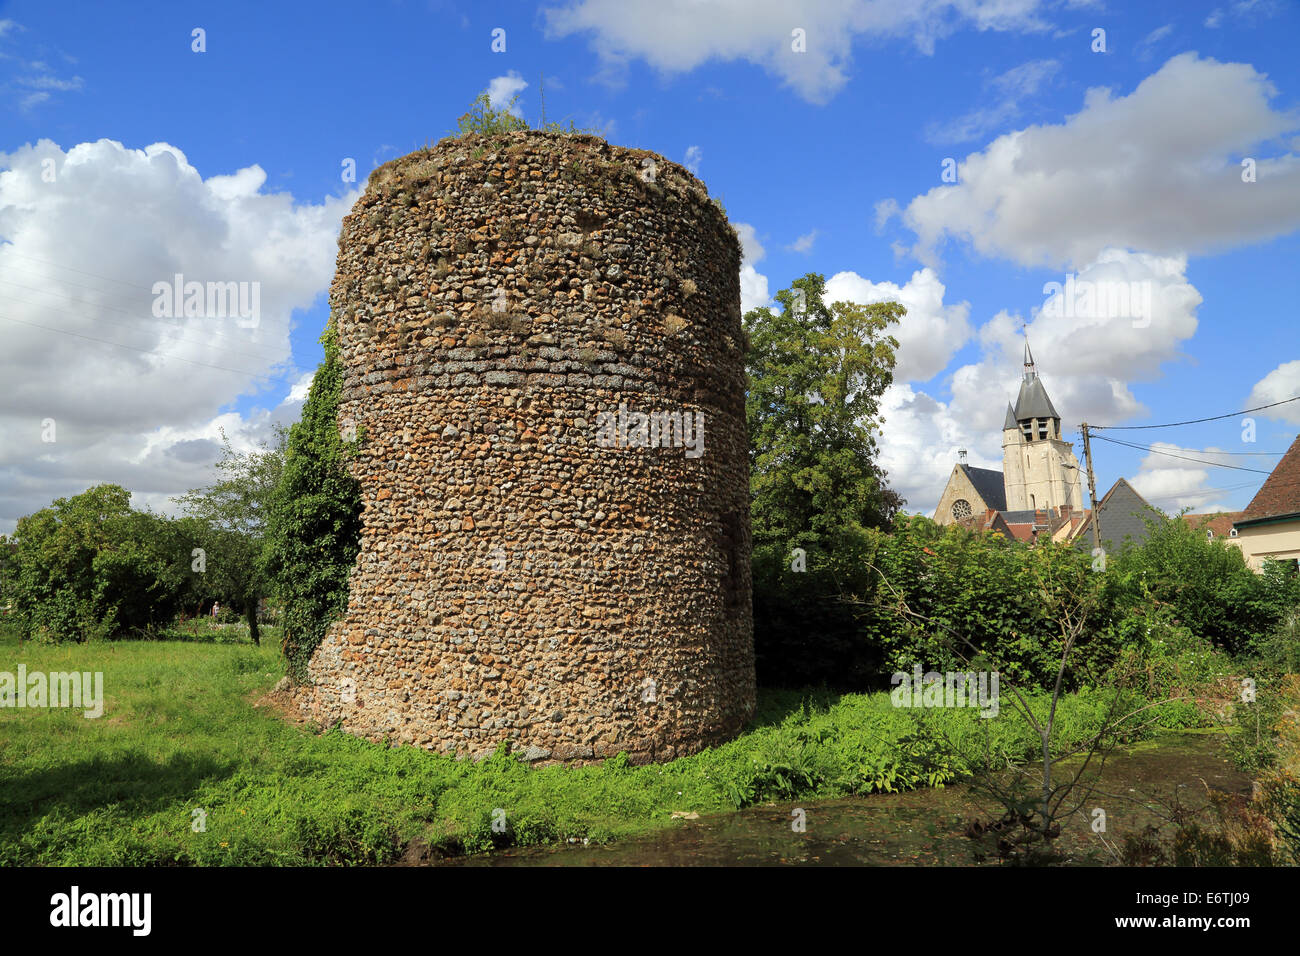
left=1, top=0, right=1298, bottom=531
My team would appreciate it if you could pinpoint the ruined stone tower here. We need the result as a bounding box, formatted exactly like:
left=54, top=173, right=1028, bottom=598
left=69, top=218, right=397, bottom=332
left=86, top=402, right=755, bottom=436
left=294, top=130, right=755, bottom=763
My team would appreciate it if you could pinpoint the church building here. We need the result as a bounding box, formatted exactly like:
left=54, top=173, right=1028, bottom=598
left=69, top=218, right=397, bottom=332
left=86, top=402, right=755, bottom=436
left=934, top=344, right=1084, bottom=528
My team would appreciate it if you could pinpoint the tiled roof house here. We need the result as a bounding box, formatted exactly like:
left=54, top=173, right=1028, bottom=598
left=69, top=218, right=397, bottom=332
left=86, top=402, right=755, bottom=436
left=1229, top=432, right=1300, bottom=572
left=1180, top=511, right=1243, bottom=542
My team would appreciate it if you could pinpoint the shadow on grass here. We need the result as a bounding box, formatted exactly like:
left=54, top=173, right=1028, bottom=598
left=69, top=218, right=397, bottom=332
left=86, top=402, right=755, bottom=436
left=0, top=621, right=270, bottom=647
left=128, top=623, right=275, bottom=645
left=0, top=751, right=237, bottom=840
left=745, top=686, right=851, bottom=731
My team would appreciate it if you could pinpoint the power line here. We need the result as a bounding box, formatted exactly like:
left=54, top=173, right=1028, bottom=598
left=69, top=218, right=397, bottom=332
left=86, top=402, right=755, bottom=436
left=1069, top=430, right=1283, bottom=455
left=1080, top=434, right=1284, bottom=455
left=0, top=246, right=158, bottom=291
left=1091, top=434, right=1273, bottom=473
left=0, top=265, right=157, bottom=301
left=0, top=261, right=296, bottom=337
left=1092, top=433, right=1283, bottom=459
left=0, top=311, right=272, bottom=377
left=0, top=285, right=294, bottom=366
left=1141, top=480, right=1260, bottom=505
left=1090, top=394, right=1300, bottom=430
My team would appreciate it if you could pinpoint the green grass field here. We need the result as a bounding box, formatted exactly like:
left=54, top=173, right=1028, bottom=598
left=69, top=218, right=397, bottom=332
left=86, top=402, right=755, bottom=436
left=1, top=622, right=1157, bottom=865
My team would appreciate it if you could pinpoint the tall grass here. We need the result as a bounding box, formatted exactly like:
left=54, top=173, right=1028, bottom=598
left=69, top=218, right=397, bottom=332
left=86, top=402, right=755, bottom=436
left=0, top=625, right=1153, bottom=865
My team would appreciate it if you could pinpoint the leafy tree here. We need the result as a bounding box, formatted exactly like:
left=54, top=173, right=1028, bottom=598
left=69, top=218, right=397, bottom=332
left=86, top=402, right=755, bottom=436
left=746, top=274, right=904, bottom=544
left=743, top=274, right=904, bottom=686
left=174, top=427, right=287, bottom=645
left=164, top=515, right=218, bottom=618
left=0, top=485, right=186, bottom=642
left=264, top=326, right=363, bottom=681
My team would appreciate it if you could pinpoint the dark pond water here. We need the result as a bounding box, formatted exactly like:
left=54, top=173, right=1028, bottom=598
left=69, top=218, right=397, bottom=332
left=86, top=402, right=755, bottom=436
left=438, top=733, right=1250, bottom=866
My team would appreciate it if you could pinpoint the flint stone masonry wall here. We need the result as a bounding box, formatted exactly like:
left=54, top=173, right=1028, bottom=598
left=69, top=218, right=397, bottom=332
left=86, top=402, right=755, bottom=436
left=294, top=130, right=755, bottom=763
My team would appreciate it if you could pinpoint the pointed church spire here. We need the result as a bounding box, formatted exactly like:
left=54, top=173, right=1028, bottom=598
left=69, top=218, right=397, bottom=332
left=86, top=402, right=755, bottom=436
left=1013, top=334, right=1060, bottom=423
left=1003, top=402, right=1017, bottom=430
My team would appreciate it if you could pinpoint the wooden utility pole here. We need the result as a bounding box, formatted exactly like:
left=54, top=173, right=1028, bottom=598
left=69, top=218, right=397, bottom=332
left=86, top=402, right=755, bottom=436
left=1080, top=423, right=1102, bottom=553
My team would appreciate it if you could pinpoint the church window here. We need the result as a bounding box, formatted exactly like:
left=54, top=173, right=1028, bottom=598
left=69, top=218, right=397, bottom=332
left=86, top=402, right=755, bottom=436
left=1037, top=419, right=1048, bottom=440
left=951, top=499, right=972, bottom=520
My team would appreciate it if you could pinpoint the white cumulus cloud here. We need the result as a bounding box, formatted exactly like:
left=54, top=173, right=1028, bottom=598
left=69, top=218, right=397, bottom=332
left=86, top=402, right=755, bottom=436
left=487, top=71, right=528, bottom=115
left=873, top=250, right=1205, bottom=513
left=824, top=267, right=971, bottom=383
left=733, top=222, right=771, bottom=314
left=1246, top=359, right=1300, bottom=424
left=900, top=53, right=1300, bottom=269
left=0, top=138, right=355, bottom=532
left=542, top=0, right=1052, bottom=103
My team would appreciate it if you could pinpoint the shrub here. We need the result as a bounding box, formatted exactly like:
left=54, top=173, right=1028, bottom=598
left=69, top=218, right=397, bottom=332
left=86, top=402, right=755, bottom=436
left=1102, top=599, right=1236, bottom=728
left=1122, top=789, right=1280, bottom=866
left=751, top=528, right=883, bottom=688
left=264, top=324, right=363, bottom=681
left=1249, top=571, right=1300, bottom=674
left=857, top=515, right=1121, bottom=692
left=0, top=486, right=189, bottom=642
left=454, top=93, right=528, bottom=139
left=1108, top=516, right=1295, bottom=655
left=847, top=510, right=1293, bottom=699
left=1225, top=683, right=1286, bottom=775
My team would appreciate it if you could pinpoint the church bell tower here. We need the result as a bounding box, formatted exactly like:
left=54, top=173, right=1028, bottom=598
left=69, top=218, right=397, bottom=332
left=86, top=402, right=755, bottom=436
left=1001, top=342, right=1084, bottom=514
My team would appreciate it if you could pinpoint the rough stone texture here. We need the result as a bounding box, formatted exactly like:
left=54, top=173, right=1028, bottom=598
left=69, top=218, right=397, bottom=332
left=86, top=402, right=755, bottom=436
left=293, top=130, right=755, bottom=764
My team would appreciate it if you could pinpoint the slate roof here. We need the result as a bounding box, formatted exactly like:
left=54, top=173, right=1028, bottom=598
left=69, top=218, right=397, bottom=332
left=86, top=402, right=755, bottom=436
left=1014, top=374, right=1061, bottom=422
left=1072, top=478, right=1164, bottom=552
left=960, top=464, right=1007, bottom=511
left=1003, top=402, right=1018, bottom=430
left=1236, top=433, right=1300, bottom=526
